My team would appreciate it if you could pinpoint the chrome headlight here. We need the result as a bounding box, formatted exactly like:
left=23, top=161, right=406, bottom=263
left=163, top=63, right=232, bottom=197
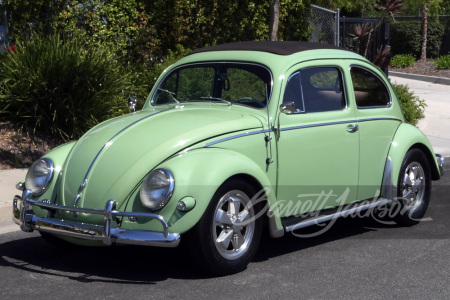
left=25, top=158, right=54, bottom=196
left=140, top=169, right=175, bottom=211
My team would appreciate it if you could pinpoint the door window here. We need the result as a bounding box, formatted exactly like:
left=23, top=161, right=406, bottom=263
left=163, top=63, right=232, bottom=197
left=283, top=67, right=345, bottom=113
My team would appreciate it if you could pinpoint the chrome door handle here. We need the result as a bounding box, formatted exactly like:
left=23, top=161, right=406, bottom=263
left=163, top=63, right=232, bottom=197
left=347, top=124, right=359, bottom=132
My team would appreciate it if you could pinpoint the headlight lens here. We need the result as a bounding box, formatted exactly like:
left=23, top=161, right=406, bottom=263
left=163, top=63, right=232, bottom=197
left=140, top=169, right=175, bottom=211
left=25, top=158, right=54, bottom=196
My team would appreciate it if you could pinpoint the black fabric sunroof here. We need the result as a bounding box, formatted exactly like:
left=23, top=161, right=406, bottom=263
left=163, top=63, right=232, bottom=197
left=188, top=41, right=342, bottom=56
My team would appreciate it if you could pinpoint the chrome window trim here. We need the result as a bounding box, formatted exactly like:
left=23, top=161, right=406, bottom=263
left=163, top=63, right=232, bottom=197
left=350, top=65, right=392, bottom=109
left=282, top=66, right=348, bottom=115
left=284, top=71, right=306, bottom=113
left=150, top=61, right=274, bottom=109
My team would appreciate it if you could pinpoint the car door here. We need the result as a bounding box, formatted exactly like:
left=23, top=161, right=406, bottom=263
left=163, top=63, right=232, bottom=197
left=349, top=65, right=403, bottom=201
left=276, top=65, right=359, bottom=218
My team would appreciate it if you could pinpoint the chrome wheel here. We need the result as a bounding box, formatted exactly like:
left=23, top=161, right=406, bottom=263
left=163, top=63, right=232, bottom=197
left=213, top=190, right=255, bottom=260
left=401, top=161, right=426, bottom=212
left=394, top=149, right=431, bottom=226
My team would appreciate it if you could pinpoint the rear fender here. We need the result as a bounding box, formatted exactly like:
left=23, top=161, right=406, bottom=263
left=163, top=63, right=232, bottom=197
left=382, top=123, right=441, bottom=199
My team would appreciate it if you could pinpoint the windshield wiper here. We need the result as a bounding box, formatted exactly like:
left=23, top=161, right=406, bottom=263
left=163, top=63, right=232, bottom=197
left=158, top=88, right=180, bottom=104
left=200, top=96, right=232, bottom=106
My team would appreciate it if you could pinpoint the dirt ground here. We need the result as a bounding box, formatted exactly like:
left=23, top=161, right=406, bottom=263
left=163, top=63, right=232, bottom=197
left=0, top=122, right=63, bottom=170
left=390, top=59, right=450, bottom=78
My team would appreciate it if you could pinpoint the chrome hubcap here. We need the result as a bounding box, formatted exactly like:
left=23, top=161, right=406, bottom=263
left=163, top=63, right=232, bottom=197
left=401, top=162, right=425, bottom=211
left=213, top=190, right=255, bottom=260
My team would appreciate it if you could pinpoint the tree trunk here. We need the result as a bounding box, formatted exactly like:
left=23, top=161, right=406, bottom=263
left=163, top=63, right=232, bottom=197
left=269, top=0, right=280, bottom=41
left=420, top=4, right=429, bottom=61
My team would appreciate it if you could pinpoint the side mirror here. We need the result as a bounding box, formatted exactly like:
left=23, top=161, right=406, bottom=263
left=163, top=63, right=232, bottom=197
left=280, top=101, right=296, bottom=114
left=129, top=97, right=137, bottom=113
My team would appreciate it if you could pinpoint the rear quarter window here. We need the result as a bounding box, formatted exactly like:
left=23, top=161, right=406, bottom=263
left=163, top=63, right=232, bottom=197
left=350, top=66, right=391, bottom=108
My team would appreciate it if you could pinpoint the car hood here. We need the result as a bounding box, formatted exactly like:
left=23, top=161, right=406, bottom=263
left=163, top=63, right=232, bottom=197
left=58, top=106, right=263, bottom=210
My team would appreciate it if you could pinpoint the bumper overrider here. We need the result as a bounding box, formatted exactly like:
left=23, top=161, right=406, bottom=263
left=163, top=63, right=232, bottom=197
left=13, top=189, right=180, bottom=247
left=436, top=154, right=445, bottom=176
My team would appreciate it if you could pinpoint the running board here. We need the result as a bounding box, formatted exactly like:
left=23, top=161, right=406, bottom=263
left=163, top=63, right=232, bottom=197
left=284, top=199, right=390, bottom=232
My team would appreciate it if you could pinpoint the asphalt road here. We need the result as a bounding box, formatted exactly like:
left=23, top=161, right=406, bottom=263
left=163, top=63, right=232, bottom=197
left=0, top=161, right=448, bottom=299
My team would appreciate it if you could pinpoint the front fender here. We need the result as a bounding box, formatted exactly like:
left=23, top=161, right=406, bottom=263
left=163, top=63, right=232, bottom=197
left=387, top=123, right=441, bottom=187
left=121, top=148, right=279, bottom=235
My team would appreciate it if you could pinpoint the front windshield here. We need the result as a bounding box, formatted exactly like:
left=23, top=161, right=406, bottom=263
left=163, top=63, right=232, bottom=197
left=152, top=63, right=272, bottom=108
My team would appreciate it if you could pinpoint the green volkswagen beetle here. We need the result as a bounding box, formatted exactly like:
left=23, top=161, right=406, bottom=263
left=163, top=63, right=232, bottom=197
left=13, top=41, right=444, bottom=275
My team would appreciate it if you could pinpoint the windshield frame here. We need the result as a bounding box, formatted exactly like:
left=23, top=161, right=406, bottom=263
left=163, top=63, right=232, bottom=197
left=150, top=61, right=273, bottom=109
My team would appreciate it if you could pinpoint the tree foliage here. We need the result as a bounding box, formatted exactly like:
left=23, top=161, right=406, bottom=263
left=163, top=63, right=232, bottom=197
left=2, top=0, right=66, bottom=39
left=54, top=0, right=147, bottom=60
left=3, top=0, right=312, bottom=63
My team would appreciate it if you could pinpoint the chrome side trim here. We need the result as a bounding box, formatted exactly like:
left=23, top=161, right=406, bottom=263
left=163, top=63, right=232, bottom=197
left=436, top=154, right=445, bottom=176
left=83, top=108, right=174, bottom=183
left=13, top=190, right=180, bottom=247
left=285, top=198, right=390, bottom=232
left=203, top=118, right=401, bottom=147
left=281, top=119, right=358, bottom=132
left=204, top=129, right=272, bottom=147
left=358, top=117, right=402, bottom=123
left=380, top=156, right=397, bottom=201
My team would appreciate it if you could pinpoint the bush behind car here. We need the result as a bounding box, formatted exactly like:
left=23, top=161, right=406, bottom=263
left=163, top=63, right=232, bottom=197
left=0, top=33, right=147, bottom=140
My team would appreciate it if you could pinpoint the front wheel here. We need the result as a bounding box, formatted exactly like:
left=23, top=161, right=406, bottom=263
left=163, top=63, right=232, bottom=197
left=188, top=179, right=262, bottom=276
left=394, top=149, right=432, bottom=226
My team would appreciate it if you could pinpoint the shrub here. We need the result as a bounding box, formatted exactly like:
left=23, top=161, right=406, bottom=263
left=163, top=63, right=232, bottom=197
left=0, top=34, right=147, bottom=140
left=390, top=54, right=415, bottom=68
left=435, top=55, right=450, bottom=69
left=393, top=84, right=426, bottom=126
left=390, top=21, right=444, bottom=59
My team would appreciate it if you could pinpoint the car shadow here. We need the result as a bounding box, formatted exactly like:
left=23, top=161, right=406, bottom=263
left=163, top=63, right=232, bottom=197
left=0, top=215, right=407, bottom=282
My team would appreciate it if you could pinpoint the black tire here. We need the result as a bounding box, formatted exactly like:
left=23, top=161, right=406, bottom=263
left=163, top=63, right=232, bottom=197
left=394, top=148, right=431, bottom=226
left=188, top=179, right=263, bottom=276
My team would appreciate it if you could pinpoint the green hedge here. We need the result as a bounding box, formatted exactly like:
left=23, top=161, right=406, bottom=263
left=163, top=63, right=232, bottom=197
left=436, top=55, right=450, bottom=69
left=390, top=21, right=444, bottom=59
left=0, top=34, right=146, bottom=140
left=393, top=84, right=426, bottom=126
left=390, top=54, right=415, bottom=68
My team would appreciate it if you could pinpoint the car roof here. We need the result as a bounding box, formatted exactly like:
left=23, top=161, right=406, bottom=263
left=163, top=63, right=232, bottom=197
left=188, top=41, right=344, bottom=56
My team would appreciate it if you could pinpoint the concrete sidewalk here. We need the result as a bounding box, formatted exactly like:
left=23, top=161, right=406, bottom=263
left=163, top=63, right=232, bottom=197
left=0, top=168, right=27, bottom=234
left=1, top=75, right=449, bottom=234
left=390, top=75, right=450, bottom=157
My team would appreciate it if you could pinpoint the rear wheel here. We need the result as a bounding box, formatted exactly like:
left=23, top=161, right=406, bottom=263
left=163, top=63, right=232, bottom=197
left=188, top=179, right=262, bottom=276
left=394, top=149, right=431, bottom=226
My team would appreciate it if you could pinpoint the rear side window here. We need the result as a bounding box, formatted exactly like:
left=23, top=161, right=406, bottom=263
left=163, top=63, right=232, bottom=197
left=350, top=66, right=391, bottom=108
left=283, top=67, right=345, bottom=113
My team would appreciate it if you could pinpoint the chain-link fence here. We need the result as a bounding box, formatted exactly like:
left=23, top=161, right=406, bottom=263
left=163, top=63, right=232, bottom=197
left=309, top=5, right=339, bottom=46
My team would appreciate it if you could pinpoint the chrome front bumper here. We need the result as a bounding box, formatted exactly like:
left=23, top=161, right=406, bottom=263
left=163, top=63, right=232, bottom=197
left=12, top=190, right=180, bottom=248
left=436, top=154, right=445, bottom=176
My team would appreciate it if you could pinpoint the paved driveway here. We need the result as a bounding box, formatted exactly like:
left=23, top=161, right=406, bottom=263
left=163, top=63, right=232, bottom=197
left=390, top=75, right=450, bottom=156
